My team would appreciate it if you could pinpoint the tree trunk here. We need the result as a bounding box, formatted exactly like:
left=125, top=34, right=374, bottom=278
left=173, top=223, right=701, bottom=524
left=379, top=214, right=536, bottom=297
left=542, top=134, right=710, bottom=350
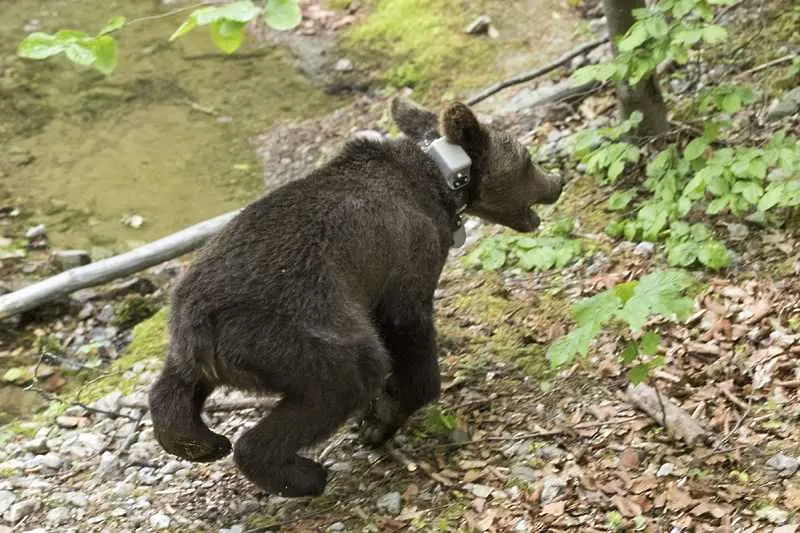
left=603, top=0, right=670, bottom=137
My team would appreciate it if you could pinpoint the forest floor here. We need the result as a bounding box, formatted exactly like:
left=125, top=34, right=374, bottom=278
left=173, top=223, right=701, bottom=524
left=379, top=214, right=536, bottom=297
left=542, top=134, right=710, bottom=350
left=1, top=0, right=800, bottom=532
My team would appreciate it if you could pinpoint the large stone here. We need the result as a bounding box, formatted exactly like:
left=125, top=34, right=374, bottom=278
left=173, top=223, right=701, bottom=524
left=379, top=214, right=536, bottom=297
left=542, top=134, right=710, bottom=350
left=52, top=250, right=91, bottom=271
left=766, top=88, right=800, bottom=122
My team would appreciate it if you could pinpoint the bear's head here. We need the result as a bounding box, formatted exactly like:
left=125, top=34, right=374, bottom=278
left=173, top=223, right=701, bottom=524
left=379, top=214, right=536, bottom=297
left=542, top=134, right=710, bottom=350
left=390, top=96, right=563, bottom=232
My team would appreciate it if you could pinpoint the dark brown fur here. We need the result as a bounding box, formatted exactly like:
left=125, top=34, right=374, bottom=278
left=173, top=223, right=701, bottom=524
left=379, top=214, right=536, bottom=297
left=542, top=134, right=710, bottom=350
left=148, top=97, right=563, bottom=497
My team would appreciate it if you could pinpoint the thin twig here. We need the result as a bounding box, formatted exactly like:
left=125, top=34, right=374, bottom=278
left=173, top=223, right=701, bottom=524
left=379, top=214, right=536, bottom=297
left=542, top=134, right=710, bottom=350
left=466, top=36, right=610, bottom=106
left=126, top=2, right=223, bottom=26
left=712, top=403, right=751, bottom=453
left=718, top=385, right=749, bottom=412
left=735, top=54, right=798, bottom=78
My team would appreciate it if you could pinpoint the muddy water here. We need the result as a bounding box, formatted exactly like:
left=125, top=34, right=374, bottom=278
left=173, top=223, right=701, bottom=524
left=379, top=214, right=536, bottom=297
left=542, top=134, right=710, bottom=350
left=0, top=0, right=341, bottom=251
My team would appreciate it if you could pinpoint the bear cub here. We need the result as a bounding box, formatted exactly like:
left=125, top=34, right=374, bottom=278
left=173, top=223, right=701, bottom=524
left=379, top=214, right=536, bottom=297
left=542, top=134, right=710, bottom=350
left=148, top=97, right=563, bottom=498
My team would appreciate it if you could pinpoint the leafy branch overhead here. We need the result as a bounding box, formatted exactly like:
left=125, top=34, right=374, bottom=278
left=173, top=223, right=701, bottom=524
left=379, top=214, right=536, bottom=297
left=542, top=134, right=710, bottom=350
left=16, top=0, right=302, bottom=74
left=547, top=270, right=698, bottom=384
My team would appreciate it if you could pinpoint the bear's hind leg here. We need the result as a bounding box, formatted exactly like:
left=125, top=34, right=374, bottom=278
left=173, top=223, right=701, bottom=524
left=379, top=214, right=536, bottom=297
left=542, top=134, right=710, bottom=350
left=149, top=366, right=232, bottom=462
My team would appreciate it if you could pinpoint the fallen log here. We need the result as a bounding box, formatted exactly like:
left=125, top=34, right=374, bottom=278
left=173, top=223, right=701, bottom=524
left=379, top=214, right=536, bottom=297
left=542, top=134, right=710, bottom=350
left=0, top=209, right=241, bottom=320
left=626, top=383, right=708, bottom=446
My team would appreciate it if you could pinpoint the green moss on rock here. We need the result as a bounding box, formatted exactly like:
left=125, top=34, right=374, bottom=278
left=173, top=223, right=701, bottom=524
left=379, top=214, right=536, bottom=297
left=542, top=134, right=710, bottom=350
left=341, top=0, right=500, bottom=99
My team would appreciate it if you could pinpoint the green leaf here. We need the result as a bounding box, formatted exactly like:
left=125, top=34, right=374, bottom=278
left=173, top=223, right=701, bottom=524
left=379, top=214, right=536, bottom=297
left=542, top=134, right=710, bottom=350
left=619, top=341, right=638, bottom=364
left=169, top=18, right=197, bottom=41
left=619, top=23, right=648, bottom=52
left=572, top=290, right=622, bottom=330
left=98, top=16, right=126, bottom=36
left=640, top=331, right=661, bottom=355
left=2, top=367, right=25, bottom=383
left=690, top=223, right=712, bottom=241
left=481, top=247, right=507, bottom=271
left=706, top=196, right=729, bottom=214
left=748, top=158, right=767, bottom=180
left=698, top=241, right=730, bottom=269
left=264, top=0, right=302, bottom=30
left=732, top=181, right=763, bottom=205
left=514, top=237, right=539, bottom=250
left=615, top=270, right=696, bottom=332
left=758, top=183, right=784, bottom=211
left=705, top=172, right=730, bottom=196
left=684, top=137, right=709, bottom=161
left=607, top=159, right=625, bottom=181
left=703, top=24, right=728, bottom=44
left=547, top=324, right=597, bottom=369
left=720, top=93, right=741, bottom=114
left=64, top=41, right=96, bottom=65
left=628, top=364, right=650, bottom=385
left=668, top=242, right=698, bottom=266
left=209, top=19, right=247, bottom=53
left=646, top=149, right=673, bottom=179
left=608, top=190, right=636, bottom=211
left=17, top=32, right=63, bottom=59
left=91, top=35, right=118, bottom=74
left=612, top=281, right=637, bottom=304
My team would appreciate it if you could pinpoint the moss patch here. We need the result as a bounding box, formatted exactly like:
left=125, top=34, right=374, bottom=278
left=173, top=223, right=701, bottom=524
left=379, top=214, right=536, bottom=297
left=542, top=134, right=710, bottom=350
left=341, top=0, right=500, bottom=99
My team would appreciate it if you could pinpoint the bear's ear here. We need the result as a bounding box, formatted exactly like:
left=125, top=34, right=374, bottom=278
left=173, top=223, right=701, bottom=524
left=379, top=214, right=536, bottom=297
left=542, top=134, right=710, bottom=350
left=440, top=102, right=483, bottom=151
left=390, top=96, right=438, bottom=140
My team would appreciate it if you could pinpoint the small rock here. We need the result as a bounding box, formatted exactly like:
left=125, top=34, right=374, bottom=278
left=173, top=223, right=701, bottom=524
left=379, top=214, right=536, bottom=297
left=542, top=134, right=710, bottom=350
left=540, top=476, right=566, bottom=505
left=160, top=460, right=183, bottom=475
left=149, top=513, right=171, bottom=529
left=487, top=25, right=499, bottom=39
left=46, top=506, right=70, bottom=524
left=52, top=250, right=91, bottom=271
left=62, top=491, right=88, bottom=507
left=96, top=304, right=115, bottom=324
left=588, top=16, right=607, bottom=35
left=514, top=519, right=530, bottom=532
left=334, top=58, right=353, bottom=72
left=767, top=453, right=800, bottom=477
left=24, top=438, right=49, bottom=455
left=56, top=416, right=83, bottom=429
left=725, top=223, right=749, bottom=242
left=92, top=391, right=123, bottom=413
left=25, top=224, right=46, bottom=240
left=756, top=505, right=789, bottom=525
left=510, top=464, right=538, bottom=483
left=766, top=88, right=800, bottom=122
left=634, top=241, right=656, bottom=257
left=0, top=490, right=16, bottom=515
left=464, top=15, right=491, bottom=35
left=657, top=462, right=675, bottom=477
left=537, top=445, right=565, bottom=462
left=465, top=483, right=493, bottom=499
left=4, top=499, right=36, bottom=524
left=327, top=523, right=345, bottom=532
left=39, top=453, right=63, bottom=470
left=376, top=491, right=402, bottom=515
left=773, top=525, right=799, bottom=533
left=123, top=214, right=145, bottom=229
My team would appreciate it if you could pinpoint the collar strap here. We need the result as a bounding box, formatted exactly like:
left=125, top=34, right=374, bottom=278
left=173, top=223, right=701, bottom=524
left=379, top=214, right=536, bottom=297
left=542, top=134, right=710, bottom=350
left=420, top=136, right=473, bottom=248
left=421, top=137, right=473, bottom=214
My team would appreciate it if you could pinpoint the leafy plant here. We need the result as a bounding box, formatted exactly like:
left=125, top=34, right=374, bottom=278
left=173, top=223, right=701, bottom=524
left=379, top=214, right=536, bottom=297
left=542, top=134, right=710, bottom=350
left=423, top=406, right=458, bottom=436
left=572, top=0, right=739, bottom=87
left=547, top=270, right=697, bottom=384
left=17, top=0, right=302, bottom=74
left=463, top=218, right=583, bottom=273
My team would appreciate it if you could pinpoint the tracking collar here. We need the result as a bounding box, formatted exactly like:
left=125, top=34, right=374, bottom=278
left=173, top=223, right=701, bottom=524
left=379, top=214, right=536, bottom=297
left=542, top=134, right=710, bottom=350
left=421, top=137, right=473, bottom=248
